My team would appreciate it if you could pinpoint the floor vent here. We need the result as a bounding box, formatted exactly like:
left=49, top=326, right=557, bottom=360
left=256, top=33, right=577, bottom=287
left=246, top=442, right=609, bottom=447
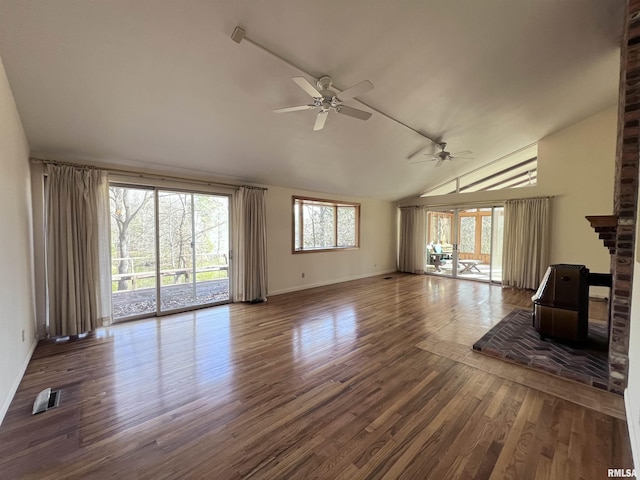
left=32, top=388, right=61, bottom=414
left=384, top=276, right=393, bottom=280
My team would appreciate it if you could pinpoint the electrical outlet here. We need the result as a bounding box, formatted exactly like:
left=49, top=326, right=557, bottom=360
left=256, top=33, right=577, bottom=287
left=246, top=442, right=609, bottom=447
left=21, top=329, right=25, bottom=342
left=302, top=272, right=305, bottom=278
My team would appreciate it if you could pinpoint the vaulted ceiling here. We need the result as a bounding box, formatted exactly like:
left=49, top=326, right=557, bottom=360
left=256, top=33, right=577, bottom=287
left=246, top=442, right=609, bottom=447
left=0, top=0, right=624, bottom=200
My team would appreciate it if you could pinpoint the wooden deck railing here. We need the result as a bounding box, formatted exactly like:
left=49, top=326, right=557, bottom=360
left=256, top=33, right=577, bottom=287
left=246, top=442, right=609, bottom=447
left=112, top=255, right=229, bottom=289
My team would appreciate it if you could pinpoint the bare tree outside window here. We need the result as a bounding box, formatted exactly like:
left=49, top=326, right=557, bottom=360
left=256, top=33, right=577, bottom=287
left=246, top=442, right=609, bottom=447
left=110, top=187, right=154, bottom=291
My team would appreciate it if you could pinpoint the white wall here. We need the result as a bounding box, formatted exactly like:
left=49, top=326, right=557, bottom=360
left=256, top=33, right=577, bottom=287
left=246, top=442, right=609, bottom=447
left=398, top=106, right=617, bottom=293
left=266, top=186, right=397, bottom=295
left=0, top=57, right=37, bottom=425
left=538, top=106, right=616, bottom=274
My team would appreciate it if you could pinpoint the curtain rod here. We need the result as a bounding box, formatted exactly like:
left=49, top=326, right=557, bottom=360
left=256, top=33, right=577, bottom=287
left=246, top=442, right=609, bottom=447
left=30, top=158, right=267, bottom=191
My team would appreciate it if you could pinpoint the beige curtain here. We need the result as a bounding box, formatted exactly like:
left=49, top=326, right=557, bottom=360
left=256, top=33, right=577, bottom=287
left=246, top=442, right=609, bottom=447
left=502, top=197, right=550, bottom=289
left=398, top=207, right=427, bottom=274
left=45, top=164, right=112, bottom=336
left=232, top=186, right=268, bottom=302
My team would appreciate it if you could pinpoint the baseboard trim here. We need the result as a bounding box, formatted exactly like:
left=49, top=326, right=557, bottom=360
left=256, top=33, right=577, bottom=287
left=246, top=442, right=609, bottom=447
left=0, top=339, right=37, bottom=427
left=624, top=388, right=639, bottom=470
left=269, top=269, right=397, bottom=296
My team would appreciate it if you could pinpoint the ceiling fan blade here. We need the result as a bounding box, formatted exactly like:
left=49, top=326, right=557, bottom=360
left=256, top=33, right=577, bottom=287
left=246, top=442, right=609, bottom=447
left=337, top=80, right=374, bottom=101
left=451, top=156, right=475, bottom=160
left=410, top=153, right=439, bottom=164
left=408, top=144, right=433, bottom=160
left=274, top=105, right=315, bottom=113
left=314, top=111, right=328, bottom=131
left=451, top=150, right=474, bottom=157
left=292, top=76, right=322, bottom=98
left=336, top=105, right=372, bottom=121
left=434, top=159, right=444, bottom=168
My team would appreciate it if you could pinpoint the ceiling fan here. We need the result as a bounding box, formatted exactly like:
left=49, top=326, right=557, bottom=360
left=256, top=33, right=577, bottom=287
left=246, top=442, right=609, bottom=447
left=274, top=76, right=374, bottom=131
left=410, top=143, right=474, bottom=167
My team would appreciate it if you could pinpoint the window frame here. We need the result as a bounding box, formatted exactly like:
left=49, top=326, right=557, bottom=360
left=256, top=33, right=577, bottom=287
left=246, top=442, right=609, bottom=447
left=292, top=196, right=361, bottom=254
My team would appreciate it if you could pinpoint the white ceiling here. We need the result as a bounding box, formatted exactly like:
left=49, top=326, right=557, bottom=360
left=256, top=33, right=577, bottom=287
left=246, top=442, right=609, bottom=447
left=0, top=0, right=624, bottom=201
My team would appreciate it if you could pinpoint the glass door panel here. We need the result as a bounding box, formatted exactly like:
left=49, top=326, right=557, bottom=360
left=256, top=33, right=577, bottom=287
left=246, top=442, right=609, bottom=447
left=110, top=185, right=157, bottom=321
left=193, top=194, right=230, bottom=304
left=458, top=212, right=476, bottom=256
left=158, top=190, right=231, bottom=313
left=426, top=210, right=456, bottom=277
left=456, top=208, right=492, bottom=281
left=158, top=191, right=195, bottom=312
left=491, top=207, right=504, bottom=283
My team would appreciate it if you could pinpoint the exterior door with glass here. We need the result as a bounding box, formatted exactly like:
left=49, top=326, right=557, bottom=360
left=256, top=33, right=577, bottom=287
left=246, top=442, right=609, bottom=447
left=426, top=206, right=503, bottom=283
left=426, top=210, right=457, bottom=277
left=109, top=185, right=231, bottom=322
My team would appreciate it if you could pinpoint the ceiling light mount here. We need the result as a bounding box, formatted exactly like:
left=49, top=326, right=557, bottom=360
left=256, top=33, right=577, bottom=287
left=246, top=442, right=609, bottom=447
left=231, top=26, right=245, bottom=44
left=317, top=76, right=333, bottom=91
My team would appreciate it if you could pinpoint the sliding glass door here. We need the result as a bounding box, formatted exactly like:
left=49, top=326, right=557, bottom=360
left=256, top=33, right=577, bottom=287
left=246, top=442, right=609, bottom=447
left=158, top=191, right=230, bottom=313
left=110, top=186, right=157, bottom=319
left=426, top=210, right=456, bottom=277
left=110, top=185, right=230, bottom=321
left=425, top=206, right=503, bottom=283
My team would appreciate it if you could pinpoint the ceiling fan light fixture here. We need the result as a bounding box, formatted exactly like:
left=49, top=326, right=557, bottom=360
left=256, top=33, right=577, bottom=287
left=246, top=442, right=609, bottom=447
left=274, top=75, right=374, bottom=131
left=409, top=141, right=474, bottom=166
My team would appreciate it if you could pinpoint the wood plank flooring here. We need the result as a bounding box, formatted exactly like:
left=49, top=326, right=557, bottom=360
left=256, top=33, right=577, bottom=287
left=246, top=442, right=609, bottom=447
left=0, top=273, right=633, bottom=479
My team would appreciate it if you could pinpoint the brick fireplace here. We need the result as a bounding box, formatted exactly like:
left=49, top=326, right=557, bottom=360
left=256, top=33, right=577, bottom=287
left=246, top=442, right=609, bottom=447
left=602, top=0, right=640, bottom=394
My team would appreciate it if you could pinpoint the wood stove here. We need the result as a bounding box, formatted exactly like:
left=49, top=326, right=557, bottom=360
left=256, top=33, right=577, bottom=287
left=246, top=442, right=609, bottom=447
left=532, top=264, right=612, bottom=343
left=532, top=264, right=590, bottom=342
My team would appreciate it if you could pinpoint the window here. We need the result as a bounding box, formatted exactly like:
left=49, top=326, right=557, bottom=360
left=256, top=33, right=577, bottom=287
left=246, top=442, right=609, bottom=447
left=421, top=144, right=538, bottom=197
left=293, top=196, right=360, bottom=252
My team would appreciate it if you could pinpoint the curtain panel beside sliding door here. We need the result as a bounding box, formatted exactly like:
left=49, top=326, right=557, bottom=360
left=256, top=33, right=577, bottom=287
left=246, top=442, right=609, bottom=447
left=232, top=186, right=268, bottom=302
left=45, top=165, right=112, bottom=336
left=502, top=197, right=550, bottom=289
left=398, top=207, right=427, bottom=274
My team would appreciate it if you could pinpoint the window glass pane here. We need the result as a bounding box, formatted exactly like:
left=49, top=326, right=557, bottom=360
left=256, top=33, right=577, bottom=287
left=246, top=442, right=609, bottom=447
left=481, top=215, right=491, bottom=254
left=337, top=206, right=356, bottom=246
left=459, top=216, right=476, bottom=253
left=294, top=202, right=300, bottom=250
left=158, top=192, right=193, bottom=281
left=420, top=179, right=457, bottom=197
left=428, top=212, right=452, bottom=244
left=491, top=207, right=504, bottom=283
left=303, top=204, right=335, bottom=248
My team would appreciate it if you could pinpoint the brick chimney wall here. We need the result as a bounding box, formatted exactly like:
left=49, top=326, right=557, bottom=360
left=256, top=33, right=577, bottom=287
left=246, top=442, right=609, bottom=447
left=611, top=0, right=640, bottom=393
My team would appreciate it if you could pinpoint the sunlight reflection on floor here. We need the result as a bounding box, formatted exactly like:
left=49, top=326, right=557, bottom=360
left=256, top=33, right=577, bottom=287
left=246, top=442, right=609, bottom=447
left=292, top=306, right=357, bottom=364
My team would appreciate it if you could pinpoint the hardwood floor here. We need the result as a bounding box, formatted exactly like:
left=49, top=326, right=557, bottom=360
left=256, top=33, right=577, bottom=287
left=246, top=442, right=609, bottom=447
left=0, top=273, right=633, bottom=479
